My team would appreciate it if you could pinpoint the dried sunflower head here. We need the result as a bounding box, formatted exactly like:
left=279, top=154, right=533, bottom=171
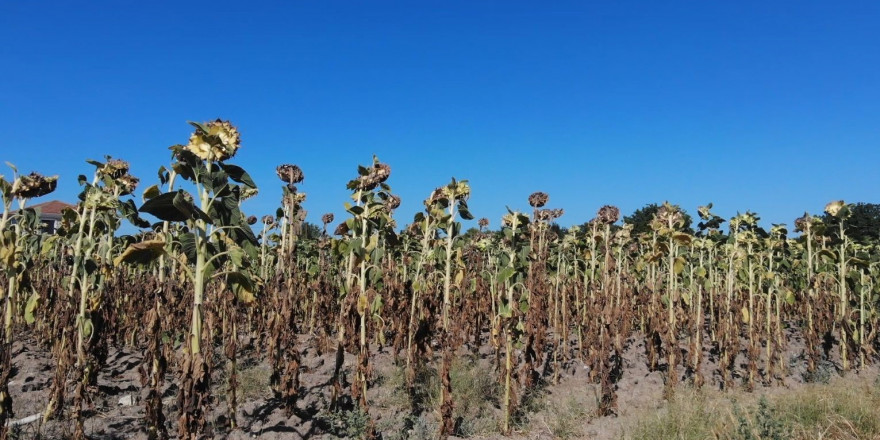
left=247, top=215, right=258, bottom=225
left=11, top=172, right=58, bottom=199
left=184, top=119, right=241, bottom=162
left=794, top=213, right=810, bottom=232
left=536, top=208, right=564, bottom=222
left=453, top=181, right=471, bottom=200
left=596, top=205, right=620, bottom=225
left=276, top=164, right=304, bottom=184
left=116, top=174, right=139, bottom=195
left=322, top=213, right=335, bottom=225
left=427, top=187, right=445, bottom=205
left=240, top=187, right=259, bottom=202
left=334, top=222, right=350, bottom=236
left=99, top=158, right=130, bottom=179
left=528, top=192, right=549, bottom=208
left=287, top=192, right=307, bottom=206
left=478, top=217, right=489, bottom=230
left=353, top=162, right=391, bottom=191
left=385, top=194, right=401, bottom=211
left=261, top=215, right=275, bottom=226
left=655, top=203, right=684, bottom=230
left=697, top=204, right=714, bottom=221
left=824, top=200, right=846, bottom=218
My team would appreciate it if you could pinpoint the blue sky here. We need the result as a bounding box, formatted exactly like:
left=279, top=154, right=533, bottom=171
left=2, top=1, right=878, bottom=231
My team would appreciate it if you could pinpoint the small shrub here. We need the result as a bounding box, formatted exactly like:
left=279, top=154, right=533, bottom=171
left=317, top=407, right=371, bottom=439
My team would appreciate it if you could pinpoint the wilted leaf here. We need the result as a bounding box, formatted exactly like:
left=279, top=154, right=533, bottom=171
left=114, top=239, right=166, bottom=266
left=227, top=272, right=256, bottom=304
left=142, top=184, right=161, bottom=201
left=24, top=291, right=40, bottom=324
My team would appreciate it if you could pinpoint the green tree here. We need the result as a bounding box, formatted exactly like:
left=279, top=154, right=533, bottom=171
left=624, top=202, right=694, bottom=235
left=821, top=202, right=880, bottom=244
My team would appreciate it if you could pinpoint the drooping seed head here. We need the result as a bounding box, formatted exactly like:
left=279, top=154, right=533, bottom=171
left=185, top=119, right=241, bottom=162
left=794, top=213, right=810, bottom=232
left=116, top=174, right=139, bottom=195
left=334, top=221, right=350, bottom=236
left=247, top=215, right=258, bottom=225
left=427, top=187, right=445, bottom=205
left=11, top=172, right=58, bottom=199
left=596, top=205, right=620, bottom=225
left=353, top=162, right=392, bottom=191
left=99, top=158, right=131, bottom=179
left=824, top=200, right=846, bottom=218
left=276, top=164, right=304, bottom=184
left=322, top=213, right=334, bottom=225
left=528, top=191, right=549, bottom=208
left=386, top=194, right=401, bottom=210
left=240, top=187, right=259, bottom=201
left=261, top=215, right=275, bottom=226
left=478, top=217, right=489, bottom=230
left=536, top=208, right=564, bottom=222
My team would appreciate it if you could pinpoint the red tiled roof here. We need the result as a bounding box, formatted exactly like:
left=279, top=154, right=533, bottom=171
left=30, top=200, right=76, bottom=215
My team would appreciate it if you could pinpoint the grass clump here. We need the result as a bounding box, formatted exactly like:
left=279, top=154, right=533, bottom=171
left=628, top=388, right=722, bottom=440
left=773, top=379, right=880, bottom=439
left=375, top=355, right=498, bottom=438
left=626, top=374, right=880, bottom=440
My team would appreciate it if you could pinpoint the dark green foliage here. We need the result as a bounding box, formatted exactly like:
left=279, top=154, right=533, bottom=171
left=623, top=203, right=694, bottom=235
left=822, top=202, right=880, bottom=244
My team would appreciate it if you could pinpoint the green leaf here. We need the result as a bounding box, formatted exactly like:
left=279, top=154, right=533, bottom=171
left=40, top=235, right=59, bottom=257
left=784, top=289, right=796, bottom=305
left=228, top=246, right=244, bottom=267
left=173, top=191, right=212, bottom=223
left=24, top=291, right=39, bottom=324
left=458, top=206, right=474, bottom=220
left=219, top=163, right=256, bottom=189
left=673, top=256, right=686, bottom=275
left=139, top=190, right=190, bottom=222
left=497, top=267, right=516, bottom=284
left=227, top=272, right=256, bottom=304
left=498, top=301, right=512, bottom=318
left=120, top=199, right=151, bottom=228
left=179, top=233, right=197, bottom=263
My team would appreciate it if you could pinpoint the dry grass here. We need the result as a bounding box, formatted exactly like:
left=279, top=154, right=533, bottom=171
left=624, top=372, right=880, bottom=440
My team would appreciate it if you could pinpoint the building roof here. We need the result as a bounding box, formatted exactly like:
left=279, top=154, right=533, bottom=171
left=30, top=200, right=76, bottom=216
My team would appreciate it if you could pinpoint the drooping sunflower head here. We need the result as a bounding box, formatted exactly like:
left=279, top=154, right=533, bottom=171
left=385, top=194, right=401, bottom=211
left=276, top=164, right=304, bottom=184
left=596, top=205, right=620, bottom=225
left=116, top=174, right=139, bottom=196
left=11, top=172, right=58, bottom=199
left=334, top=221, right=350, bottom=236
left=824, top=200, right=847, bottom=218
left=98, top=158, right=131, bottom=179
left=354, top=162, right=392, bottom=191
left=185, top=119, right=241, bottom=162
left=794, top=213, right=810, bottom=232
left=322, top=213, right=335, bottom=225
left=536, top=208, right=564, bottom=222
left=240, top=187, right=259, bottom=202
left=528, top=191, right=549, bottom=208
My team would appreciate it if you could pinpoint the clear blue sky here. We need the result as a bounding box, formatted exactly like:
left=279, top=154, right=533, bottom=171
left=2, top=1, right=878, bottom=231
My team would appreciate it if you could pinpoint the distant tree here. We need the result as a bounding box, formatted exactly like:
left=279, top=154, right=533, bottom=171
left=623, top=203, right=694, bottom=235
left=821, top=202, right=880, bottom=244
left=300, top=221, right=322, bottom=240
